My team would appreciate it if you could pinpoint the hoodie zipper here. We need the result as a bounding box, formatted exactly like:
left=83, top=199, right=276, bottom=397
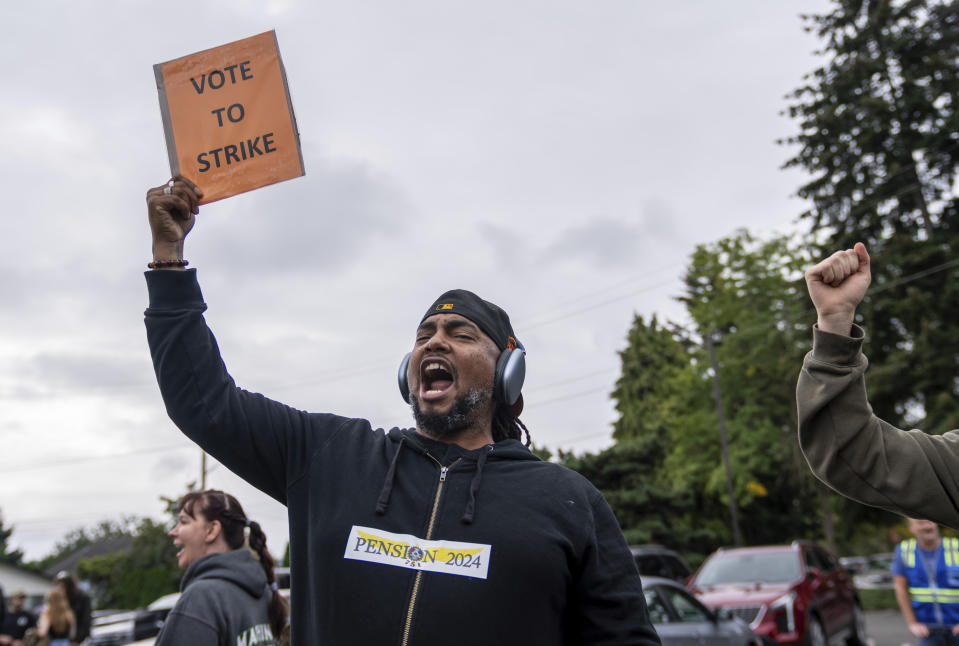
left=400, top=456, right=461, bottom=646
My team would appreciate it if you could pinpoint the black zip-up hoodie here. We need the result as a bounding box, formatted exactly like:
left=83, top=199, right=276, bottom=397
left=156, top=549, right=278, bottom=646
left=145, top=269, right=660, bottom=646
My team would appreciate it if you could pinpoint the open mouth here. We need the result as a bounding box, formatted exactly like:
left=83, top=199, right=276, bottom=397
left=421, top=360, right=454, bottom=398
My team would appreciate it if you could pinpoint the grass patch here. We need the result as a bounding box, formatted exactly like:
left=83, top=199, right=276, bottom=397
left=857, top=587, right=898, bottom=611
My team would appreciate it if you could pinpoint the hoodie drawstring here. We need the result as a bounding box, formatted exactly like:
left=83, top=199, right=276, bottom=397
left=376, top=436, right=406, bottom=515
left=461, top=446, right=493, bottom=524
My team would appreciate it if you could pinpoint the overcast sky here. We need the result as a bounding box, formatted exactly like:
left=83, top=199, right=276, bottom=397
left=1, top=1, right=829, bottom=565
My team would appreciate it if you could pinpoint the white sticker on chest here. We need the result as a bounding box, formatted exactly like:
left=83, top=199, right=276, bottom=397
left=343, top=525, right=491, bottom=579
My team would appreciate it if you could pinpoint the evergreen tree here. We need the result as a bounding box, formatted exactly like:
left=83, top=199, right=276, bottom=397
left=558, top=437, right=718, bottom=561
left=0, top=511, right=24, bottom=566
left=611, top=313, right=691, bottom=443
left=783, top=0, right=958, bottom=244
left=782, top=0, right=959, bottom=430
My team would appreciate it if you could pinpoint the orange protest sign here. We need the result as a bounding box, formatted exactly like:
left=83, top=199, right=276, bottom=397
left=154, top=30, right=304, bottom=204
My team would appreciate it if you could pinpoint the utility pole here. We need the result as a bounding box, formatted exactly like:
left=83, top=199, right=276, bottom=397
left=201, top=450, right=207, bottom=490
left=706, top=332, right=743, bottom=547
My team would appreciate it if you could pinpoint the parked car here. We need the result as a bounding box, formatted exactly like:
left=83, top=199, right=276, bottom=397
left=839, top=556, right=869, bottom=574
left=688, top=541, right=865, bottom=646
left=644, top=576, right=762, bottom=646
left=88, top=610, right=140, bottom=646
left=851, top=553, right=894, bottom=589
left=88, top=593, right=180, bottom=646
left=631, top=545, right=694, bottom=583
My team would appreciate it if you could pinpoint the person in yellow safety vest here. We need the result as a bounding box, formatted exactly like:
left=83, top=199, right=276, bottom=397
left=893, top=519, right=959, bottom=646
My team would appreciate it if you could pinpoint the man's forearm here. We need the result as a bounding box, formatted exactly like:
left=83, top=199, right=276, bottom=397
left=894, top=577, right=919, bottom=625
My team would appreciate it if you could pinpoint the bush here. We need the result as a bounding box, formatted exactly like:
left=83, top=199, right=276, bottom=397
left=857, top=587, right=898, bottom=611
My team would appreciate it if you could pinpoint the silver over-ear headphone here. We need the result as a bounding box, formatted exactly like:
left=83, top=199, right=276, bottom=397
left=398, top=342, right=525, bottom=406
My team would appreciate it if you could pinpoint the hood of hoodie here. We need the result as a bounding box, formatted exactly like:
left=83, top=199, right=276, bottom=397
left=388, top=427, right=539, bottom=462
left=180, top=548, right=268, bottom=598
left=376, top=428, right=540, bottom=524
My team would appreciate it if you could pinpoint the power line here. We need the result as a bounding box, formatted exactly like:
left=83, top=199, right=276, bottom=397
left=518, top=264, right=686, bottom=330
left=0, top=443, right=193, bottom=474
left=707, top=254, right=959, bottom=345
left=521, top=279, right=680, bottom=332
left=526, top=385, right=612, bottom=409
left=524, top=367, right=618, bottom=393
left=547, top=429, right=614, bottom=447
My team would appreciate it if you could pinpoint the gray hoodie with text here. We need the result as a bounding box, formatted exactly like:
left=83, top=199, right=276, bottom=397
left=156, top=549, right=278, bottom=646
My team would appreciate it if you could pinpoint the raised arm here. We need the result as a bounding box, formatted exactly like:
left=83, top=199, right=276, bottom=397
left=797, top=243, right=959, bottom=527
left=142, top=178, right=348, bottom=504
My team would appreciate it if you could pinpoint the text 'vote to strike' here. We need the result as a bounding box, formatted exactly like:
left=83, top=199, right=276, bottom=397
left=187, top=59, right=278, bottom=172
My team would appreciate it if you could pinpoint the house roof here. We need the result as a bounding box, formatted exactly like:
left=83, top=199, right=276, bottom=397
left=42, top=535, right=134, bottom=579
left=0, top=562, right=55, bottom=598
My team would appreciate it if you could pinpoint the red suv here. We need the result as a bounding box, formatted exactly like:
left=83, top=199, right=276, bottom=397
left=688, top=541, right=865, bottom=646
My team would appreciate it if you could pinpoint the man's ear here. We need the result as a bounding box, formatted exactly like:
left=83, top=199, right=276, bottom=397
left=205, top=519, right=222, bottom=544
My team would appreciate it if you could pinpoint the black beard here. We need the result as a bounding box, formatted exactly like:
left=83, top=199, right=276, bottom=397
left=410, top=388, right=492, bottom=438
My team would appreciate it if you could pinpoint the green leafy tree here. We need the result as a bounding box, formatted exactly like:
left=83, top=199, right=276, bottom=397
left=667, top=231, right=823, bottom=545
left=559, top=233, right=819, bottom=551
left=782, top=0, right=959, bottom=431
left=77, top=517, right=181, bottom=609
left=31, top=492, right=190, bottom=609
left=558, top=437, right=719, bottom=562
left=561, top=230, right=904, bottom=555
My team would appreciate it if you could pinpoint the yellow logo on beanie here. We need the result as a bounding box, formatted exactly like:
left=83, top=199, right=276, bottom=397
left=435, top=303, right=454, bottom=311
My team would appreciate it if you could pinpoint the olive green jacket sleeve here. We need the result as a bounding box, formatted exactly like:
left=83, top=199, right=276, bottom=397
left=797, top=324, right=959, bottom=528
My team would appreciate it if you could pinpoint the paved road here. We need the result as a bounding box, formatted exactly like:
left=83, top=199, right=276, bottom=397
left=864, top=609, right=913, bottom=646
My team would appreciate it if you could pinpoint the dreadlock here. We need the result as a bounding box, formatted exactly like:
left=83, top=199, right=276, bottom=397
left=491, top=403, right=531, bottom=447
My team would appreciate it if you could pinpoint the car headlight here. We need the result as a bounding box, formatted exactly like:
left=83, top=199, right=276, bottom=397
left=770, top=591, right=797, bottom=633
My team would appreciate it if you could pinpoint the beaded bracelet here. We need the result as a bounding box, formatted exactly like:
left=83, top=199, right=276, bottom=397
left=148, top=259, right=190, bottom=269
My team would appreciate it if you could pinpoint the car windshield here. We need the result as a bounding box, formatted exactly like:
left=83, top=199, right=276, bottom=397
left=696, top=551, right=801, bottom=585
left=147, top=593, right=181, bottom=611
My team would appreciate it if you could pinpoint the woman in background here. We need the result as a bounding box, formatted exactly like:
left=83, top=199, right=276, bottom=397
left=52, top=571, right=90, bottom=645
left=36, top=588, right=74, bottom=646
left=156, top=490, right=288, bottom=646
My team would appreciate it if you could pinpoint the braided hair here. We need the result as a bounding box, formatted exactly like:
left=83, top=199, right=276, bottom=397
left=490, top=403, right=531, bottom=447
left=178, top=490, right=289, bottom=639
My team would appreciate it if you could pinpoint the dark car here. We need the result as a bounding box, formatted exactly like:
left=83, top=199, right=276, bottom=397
left=688, top=541, right=865, bottom=646
left=644, top=576, right=762, bottom=646
left=631, top=545, right=694, bottom=583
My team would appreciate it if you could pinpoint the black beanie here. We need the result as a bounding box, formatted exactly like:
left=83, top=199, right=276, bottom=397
left=420, top=289, right=520, bottom=352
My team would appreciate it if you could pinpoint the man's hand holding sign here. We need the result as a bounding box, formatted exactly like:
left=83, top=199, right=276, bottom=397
left=154, top=30, right=303, bottom=204
left=145, top=176, right=201, bottom=269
